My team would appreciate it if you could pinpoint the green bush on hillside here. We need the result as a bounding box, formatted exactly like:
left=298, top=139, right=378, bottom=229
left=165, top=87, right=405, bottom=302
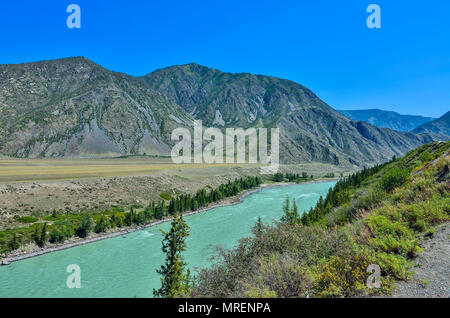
left=8, top=233, right=20, bottom=251
left=75, top=214, right=93, bottom=238
left=380, top=167, right=409, bottom=192
left=14, top=215, right=38, bottom=223
left=94, top=215, right=110, bottom=233
left=49, top=229, right=65, bottom=244
left=160, top=192, right=173, bottom=201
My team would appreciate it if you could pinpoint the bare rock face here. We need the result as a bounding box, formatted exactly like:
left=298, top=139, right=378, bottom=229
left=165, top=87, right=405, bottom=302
left=0, top=57, right=446, bottom=166
left=144, top=63, right=446, bottom=166
left=0, top=57, right=192, bottom=158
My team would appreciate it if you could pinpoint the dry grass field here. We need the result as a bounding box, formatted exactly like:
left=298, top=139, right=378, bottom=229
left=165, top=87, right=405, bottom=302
left=0, top=157, right=348, bottom=229
left=0, top=157, right=260, bottom=182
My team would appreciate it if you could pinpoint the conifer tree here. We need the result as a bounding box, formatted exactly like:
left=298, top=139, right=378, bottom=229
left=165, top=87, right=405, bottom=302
left=155, top=200, right=166, bottom=219
left=168, top=199, right=176, bottom=215
left=292, top=200, right=300, bottom=224
left=281, top=197, right=300, bottom=225
left=36, top=223, right=47, bottom=247
left=153, top=213, right=190, bottom=298
left=281, top=196, right=290, bottom=223
left=252, top=216, right=264, bottom=235
left=8, top=233, right=20, bottom=251
left=76, top=214, right=93, bottom=238
left=94, top=215, right=109, bottom=233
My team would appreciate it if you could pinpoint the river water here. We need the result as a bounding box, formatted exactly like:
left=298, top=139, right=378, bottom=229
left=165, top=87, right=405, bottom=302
left=0, top=181, right=335, bottom=298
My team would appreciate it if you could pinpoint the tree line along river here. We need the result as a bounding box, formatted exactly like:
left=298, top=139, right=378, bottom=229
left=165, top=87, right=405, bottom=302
left=0, top=181, right=336, bottom=298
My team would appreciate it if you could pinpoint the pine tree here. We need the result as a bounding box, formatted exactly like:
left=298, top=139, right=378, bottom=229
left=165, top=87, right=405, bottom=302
left=153, top=213, right=190, bottom=298
left=252, top=216, right=264, bottom=235
left=8, top=233, right=20, bottom=251
left=155, top=200, right=166, bottom=219
left=292, top=200, right=300, bottom=224
left=281, top=196, right=290, bottom=223
left=143, top=206, right=153, bottom=221
left=76, top=214, right=93, bottom=238
left=37, top=223, right=47, bottom=247
left=192, top=200, right=198, bottom=211
left=124, top=212, right=132, bottom=226
left=281, top=197, right=300, bottom=225
left=168, top=199, right=176, bottom=215
left=49, top=228, right=63, bottom=244
left=32, top=224, right=40, bottom=243
left=94, top=215, right=109, bottom=233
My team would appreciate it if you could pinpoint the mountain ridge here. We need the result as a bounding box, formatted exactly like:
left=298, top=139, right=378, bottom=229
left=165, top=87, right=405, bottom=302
left=338, top=109, right=435, bottom=132
left=0, top=57, right=446, bottom=167
left=412, top=111, right=450, bottom=136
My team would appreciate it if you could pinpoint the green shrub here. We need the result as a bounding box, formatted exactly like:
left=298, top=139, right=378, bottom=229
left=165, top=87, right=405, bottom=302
left=412, top=219, right=427, bottom=232
left=380, top=168, right=409, bottom=192
left=273, top=172, right=284, bottom=182
left=358, top=187, right=386, bottom=209
left=14, top=215, right=38, bottom=223
left=111, top=213, right=125, bottom=228
left=75, top=214, right=93, bottom=238
left=242, top=253, right=313, bottom=298
left=424, top=227, right=435, bottom=239
left=315, top=251, right=372, bottom=297
left=8, top=233, right=20, bottom=251
left=365, top=214, right=410, bottom=237
left=325, top=207, right=351, bottom=227
left=94, top=216, right=110, bottom=233
left=419, top=151, right=432, bottom=163
left=373, top=252, right=412, bottom=280
left=49, top=229, right=65, bottom=244
left=159, top=192, right=173, bottom=201
left=32, top=223, right=48, bottom=248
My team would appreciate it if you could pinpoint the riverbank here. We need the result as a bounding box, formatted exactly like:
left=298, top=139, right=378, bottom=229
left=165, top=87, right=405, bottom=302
left=0, top=162, right=347, bottom=230
left=0, top=179, right=339, bottom=298
left=1, top=179, right=337, bottom=265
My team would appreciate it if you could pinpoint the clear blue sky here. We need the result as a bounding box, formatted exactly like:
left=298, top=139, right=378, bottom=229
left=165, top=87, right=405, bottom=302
left=1, top=0, right=449, bottom=118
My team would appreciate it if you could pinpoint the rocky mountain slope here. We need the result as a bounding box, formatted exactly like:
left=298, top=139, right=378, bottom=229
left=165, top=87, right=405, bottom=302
left=412, top=111, right=450, bottom=136
left=0, top=57, right=192, bottom=158
left=338, top=109, right=435, bottom=132
left=0, top=57, right=446, bottom=166
left=144, top=63, right=444, bottom=166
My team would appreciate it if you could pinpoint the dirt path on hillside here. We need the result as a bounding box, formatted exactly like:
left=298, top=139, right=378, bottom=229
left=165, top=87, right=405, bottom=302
left=391, top=223, right=449, bottom=298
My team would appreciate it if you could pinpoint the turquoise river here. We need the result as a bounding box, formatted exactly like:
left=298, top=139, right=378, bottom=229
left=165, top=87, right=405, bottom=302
left=0, top=181, right=335, bottom=297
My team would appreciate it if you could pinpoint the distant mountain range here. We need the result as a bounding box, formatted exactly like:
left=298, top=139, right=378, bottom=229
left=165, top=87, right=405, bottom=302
left=0, top=57, right=447, bottom=167
left=337, top=109, right=435, bottom=132
left=412, top=111, right=450, bottom=136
